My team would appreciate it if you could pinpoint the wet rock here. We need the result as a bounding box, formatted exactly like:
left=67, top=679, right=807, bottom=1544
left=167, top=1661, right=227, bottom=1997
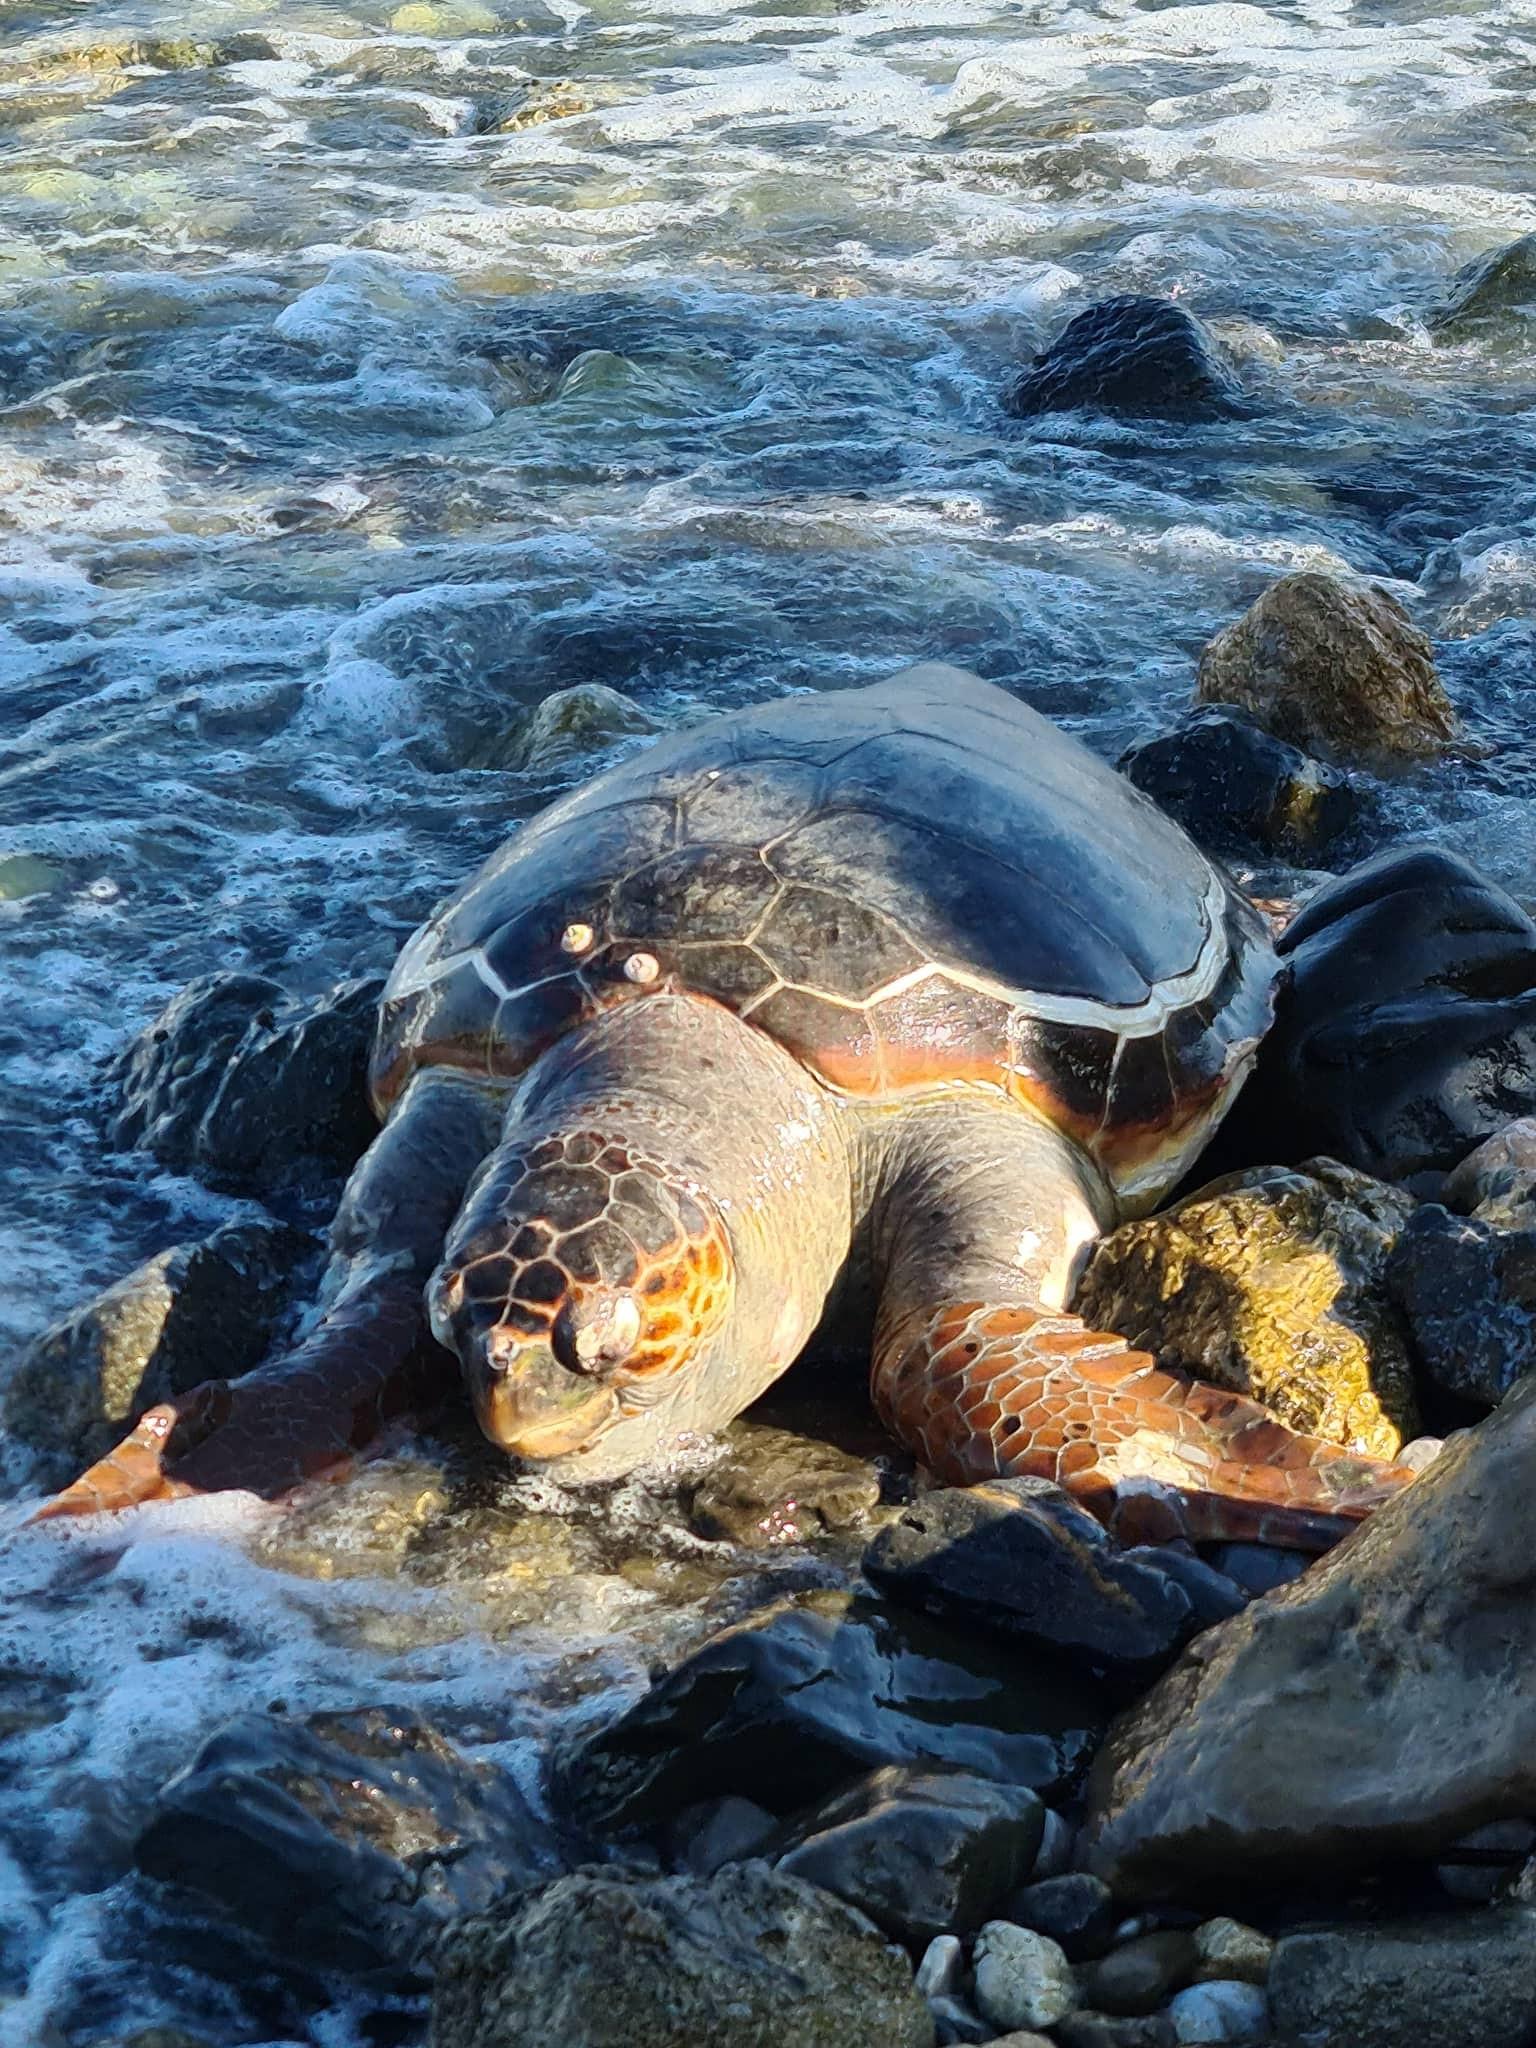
left=1034, top=1807, right=1076, bottom=1879
left=1005, top=297, right=1245, bottom=420
left=430, top=1859, right=935, bottom=2048
left=467, top=681, right=657, bottom=772
left=111, top=971, right=384, bottom=1191
left=1428, top=234, right=1536, bottom=343
left=1443, top=1118, right=1536, bottom=1225
left=972, top=1921, right=1079, bottom=2031
left=1386, top=1203, right=1536, bottom=1409
left=1192, top=1918, right=1273, bottom=1985
left=1194, top=571, right=1456, bottom=768
left=1267, top=1908, right=1536, bottom=2048
left=1077, top=1160, right=1419, bottom=1459
left=1078, top=1930, right=1197, bottom=2016
left=1220, top=848, right=1536, bottom=1183
left=863, top=1478, right=1201, bottom=1681
left=1437, top=1817, right=1536, bottom=1902
left=688, top=1423, right=884, bottom=1546
left=1005, top=1873, right=1119, bottom=1960
left=1056, top=2017, right=1174, bottom=2048
left=772, top=1765, right=1043, bottom=1947
left=1079, top=1373, right=1536, bottom=1901
left=1125, top=1548, right=1248, bottom=1627
left=670, top=1797, right=778, bottom=1878
left=915, top=1932, right=965, bottom=2000
left=1166, top=1980, right=1268, bottom=2043
left=136, top=1707, right=564, bottom=1979
left=1119, top=704, right=1355, bottom=860
left=928, top=1996, right=993, bottom=2044
left=2, top=1221, right=306, bottom=1473
left=557, top=1589, right=1102, bottom=1837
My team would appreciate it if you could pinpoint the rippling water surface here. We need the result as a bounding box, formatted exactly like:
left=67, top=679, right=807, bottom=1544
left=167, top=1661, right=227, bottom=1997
left=2, top=0, right=1534, bottom=2036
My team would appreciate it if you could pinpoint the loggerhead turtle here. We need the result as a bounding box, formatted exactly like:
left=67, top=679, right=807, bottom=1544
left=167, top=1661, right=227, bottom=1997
left=44, top=666, right=1418, bottom=1545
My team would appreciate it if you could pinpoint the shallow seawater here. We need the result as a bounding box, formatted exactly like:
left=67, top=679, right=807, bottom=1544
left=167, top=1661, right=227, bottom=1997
left=1, top=0, right=1533, bottom=2036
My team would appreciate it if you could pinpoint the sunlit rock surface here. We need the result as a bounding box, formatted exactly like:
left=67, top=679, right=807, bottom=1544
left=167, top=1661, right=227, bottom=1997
left=1080, top=1376, right=1536, bottom=1901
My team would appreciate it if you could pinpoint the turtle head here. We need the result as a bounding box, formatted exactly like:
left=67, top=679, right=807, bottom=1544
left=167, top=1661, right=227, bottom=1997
left=429, top=1125, right=736, bottom=1473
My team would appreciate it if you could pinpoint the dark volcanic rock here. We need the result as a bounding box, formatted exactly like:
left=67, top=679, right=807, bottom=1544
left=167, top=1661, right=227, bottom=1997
left=1005, top=297, right=1246, bottom=420
left=430, top=1859, right=935, bottom=2048
left=1055, top=2016, right=1175, bottom=2048
left=1217, top=847, right=1536, bottom=1184
left=1387, top=1202, right=1536, bottom=1409
left=112, top=971, right=384, bottom=1191
left=1428, top=234, right=1536, bottom=343
left=556, top=1588, right=1102, bottom=1837
left=2, top=1221, right=306, bottom=1472
left=670, top=1797, right=779, bottom=1878
left=1268, top=1908, right=1536, bottom=2048
left=772, top=1765, right=1044, bottom=1947
left=863, top=1479, right=1200, bottom=1681
left=1079, top=1373, right=1536, bottom=1902
left=136, top=1706, right=565, bottom=1978
left=1004, top=1873, right=1119, bottom=1960
left=1119, top=704, right=1355, bottom=860
left=1443, top=1117, right=1536, bottom=1227
left=1077, top=1930, right=1197, bottom=2016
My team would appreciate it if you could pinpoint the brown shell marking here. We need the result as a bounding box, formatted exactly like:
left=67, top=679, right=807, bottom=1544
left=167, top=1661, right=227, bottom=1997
left=436, top=1128, right=733, bottom=1390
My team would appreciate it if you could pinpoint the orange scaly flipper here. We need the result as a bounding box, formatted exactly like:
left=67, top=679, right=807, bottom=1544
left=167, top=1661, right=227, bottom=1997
left=873, top=1300, right=1418, bottom=1553
left=32, top=1279, right=437, bottom=1523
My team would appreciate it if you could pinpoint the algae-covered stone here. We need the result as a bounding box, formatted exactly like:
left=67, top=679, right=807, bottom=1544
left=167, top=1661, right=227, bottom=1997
left=1195, top=572, right=1456, bottom=768
left=1076, top=1159, right=1419, bottom=1458
left=688, top=1422, right=884, bottom=1546
left=430, top=1860, right=934, bottom=2048
left=3, top=1221, right=305, bottom=1472
left=466, top=683, right=657, bottom=772
left=1428, top=235, right=1536, bottom=344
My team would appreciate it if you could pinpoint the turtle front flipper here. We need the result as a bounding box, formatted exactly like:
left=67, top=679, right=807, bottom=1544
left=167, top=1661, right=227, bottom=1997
left=35, top=1071, right=501, bottom=1521
left=869, top=1100, right=1417, bottom=1553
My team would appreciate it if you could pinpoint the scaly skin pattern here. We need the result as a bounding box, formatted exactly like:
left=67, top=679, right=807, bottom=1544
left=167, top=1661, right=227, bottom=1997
left=872, top=1299, right=1416, bottom=1550
left=864, top=1097, right=1418, bottom=1552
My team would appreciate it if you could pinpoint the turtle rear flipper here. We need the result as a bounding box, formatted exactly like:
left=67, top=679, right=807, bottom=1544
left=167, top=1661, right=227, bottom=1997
left=37, top=1071, right=501, bottom=1520
left=869, top=1100, right=1416, bottom=1552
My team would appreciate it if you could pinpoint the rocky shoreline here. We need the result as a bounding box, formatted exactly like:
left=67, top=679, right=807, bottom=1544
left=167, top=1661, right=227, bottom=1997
left=11, top=256, right=1536, bottom=2048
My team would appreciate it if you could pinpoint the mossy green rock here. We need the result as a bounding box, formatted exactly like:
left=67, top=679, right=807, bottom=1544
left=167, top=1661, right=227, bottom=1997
left=430, top=1861, right=934, bottom=2048
left=1077, top=1158, right=1419, bottom=1459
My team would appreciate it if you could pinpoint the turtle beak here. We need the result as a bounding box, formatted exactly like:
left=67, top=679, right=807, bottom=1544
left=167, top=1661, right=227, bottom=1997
left=467, top=1330, right=621, bottom=1461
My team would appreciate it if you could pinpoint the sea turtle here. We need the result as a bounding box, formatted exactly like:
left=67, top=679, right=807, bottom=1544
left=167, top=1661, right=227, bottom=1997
left=44, top=666, right=1418, bottom=1545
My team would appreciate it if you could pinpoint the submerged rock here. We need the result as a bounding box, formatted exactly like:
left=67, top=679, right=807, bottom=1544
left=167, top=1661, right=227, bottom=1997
left=430, top=1860, right=935, bottom=2048
left=687, top=1422, right=884, bottom=1546
left=1005, top=297, right=1245, bottom=420
left=111, top=972, right=384, bottom=1192
left=863, top=1478, right=1203, bottom=1680
left=466, top=681, right=658, bottom=772
left=1267, top=1909, right=1536, bottom=2048
left=555, top=1588, right=1102, bottom=1837
left=1195, top=572, right=1456, bottom=768
left=772, top=1765, right=1044, bottom=1947
left=1119, top=703, right=1355, bottom=860
left=3, top=1221, right=306, bottom=1472
left=1079, top=1374, right=1536, bottom=1901
left=1427, top=234, right=1536, bottom=343
left=136, top=1707, right=565, bottom=1978
left=1077, top=1160, right=1419, bottom=1458
left=1218, top=847, right=1536, bottom=1183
